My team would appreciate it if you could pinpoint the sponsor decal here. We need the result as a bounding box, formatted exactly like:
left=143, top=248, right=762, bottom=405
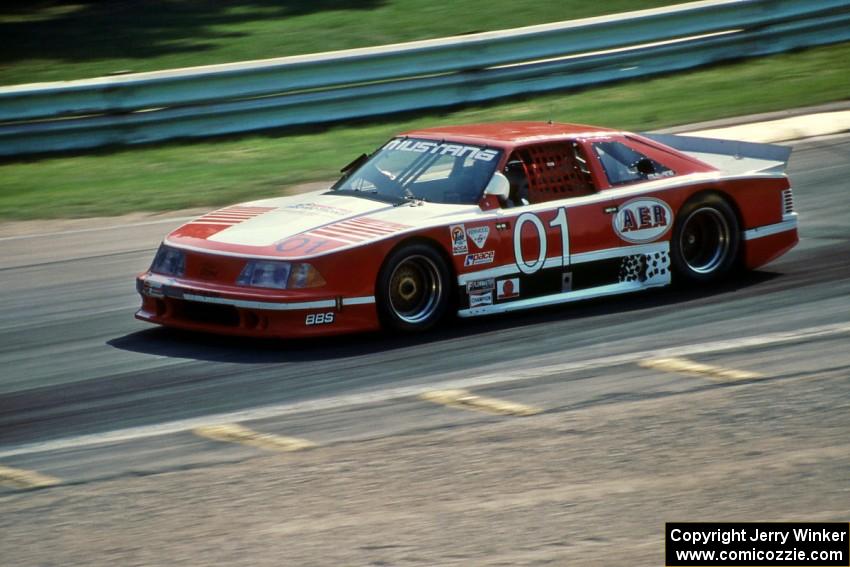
left=383, top=139, right=499, bottom=162
left=184, top=288, right=220, bottom=299
left=305, top=312, right=335, bottom=326
left=646, top=170, right=675, bottom=180
left=466, top=226, right=490, bottom=249
left=143, top=280, right=164, bottom=298
left=464, top=251, right=495, bottom=267
left=286, top=203, right=351, bottom=217
left=469, top=291, right=493, bottom=308
left=613, top=197, right=673, bottom=244
left=497, top=278, right=520, bottom=300
left=143, top=279, right=190, bottom=300
left=466, top=278, right=495, bottom=293
left=450, top=224, right=468, bottom=255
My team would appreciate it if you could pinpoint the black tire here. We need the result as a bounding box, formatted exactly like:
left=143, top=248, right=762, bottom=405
left=670, top=195, right=740, bottom=283
left=376, top=243, right=451, bottom=332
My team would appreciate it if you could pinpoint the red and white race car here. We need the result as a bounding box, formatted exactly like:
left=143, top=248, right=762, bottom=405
left=136, top=122, right=798, bottom=337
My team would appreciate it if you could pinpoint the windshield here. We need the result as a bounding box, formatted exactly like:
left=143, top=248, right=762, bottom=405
left=330, top=138, right=502, bottom=205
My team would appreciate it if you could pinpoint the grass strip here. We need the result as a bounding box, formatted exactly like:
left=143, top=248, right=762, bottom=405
left=1, top=0, right=684, bottom=86
left=0, top=42, right=848, bottom=221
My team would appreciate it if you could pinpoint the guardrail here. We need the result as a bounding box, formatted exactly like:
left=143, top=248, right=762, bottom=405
left=1, top=0, right=849, bottom=156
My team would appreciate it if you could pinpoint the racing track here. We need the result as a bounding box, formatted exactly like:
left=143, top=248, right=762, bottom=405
left=2, top=134, right=850, bottom=451
left=0, top=135, right=848, bottom=564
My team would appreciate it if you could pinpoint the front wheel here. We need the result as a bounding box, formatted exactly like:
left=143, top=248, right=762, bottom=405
left=670, top=195, right=740, bottom=283
left=376, top=243, right=451, bottom=332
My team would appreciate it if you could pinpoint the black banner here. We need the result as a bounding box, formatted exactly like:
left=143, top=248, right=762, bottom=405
left=666, top=522, right=849, bottom=566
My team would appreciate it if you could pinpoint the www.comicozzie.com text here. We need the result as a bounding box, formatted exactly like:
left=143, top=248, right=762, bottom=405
left=670, top=527, right=847, bottom=546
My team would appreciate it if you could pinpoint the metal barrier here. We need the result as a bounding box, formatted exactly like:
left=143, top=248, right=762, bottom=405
left=1, top=0, right=849, bottom=156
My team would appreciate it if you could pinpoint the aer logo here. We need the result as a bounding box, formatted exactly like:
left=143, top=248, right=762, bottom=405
left=613, top=198, right=673, bottom=244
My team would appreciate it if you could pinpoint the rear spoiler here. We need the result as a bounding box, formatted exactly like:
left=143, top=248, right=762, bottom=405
left=641, top=133, right=792, bottom=175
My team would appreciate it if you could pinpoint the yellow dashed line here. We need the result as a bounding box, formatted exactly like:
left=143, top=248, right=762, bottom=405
left=0, top=465, right=60, bottom=490
left=420, top=389, right=542, bottom=416
left=193, top=424, right=316, bottom=452
left=639, top=356, right=763, bottom=381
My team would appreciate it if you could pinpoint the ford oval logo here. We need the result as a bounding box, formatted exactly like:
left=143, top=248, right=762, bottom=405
left=613, top=197, right=673, bottom=244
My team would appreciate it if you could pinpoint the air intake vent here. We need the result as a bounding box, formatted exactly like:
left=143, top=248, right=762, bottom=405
left=782, top=189, right=794, bottom=214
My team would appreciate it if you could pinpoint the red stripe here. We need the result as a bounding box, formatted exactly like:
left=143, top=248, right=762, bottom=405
left=328, top=224, right=387, bottom=238
left=310, top=229, right=366, bottom=241
left=346, top=218, right=407, bottom=230
left=337, top=221, right=397, bottom=234
left=308, top=229, right=362, bottom=243
left=344, top=222, right=392, bottom=232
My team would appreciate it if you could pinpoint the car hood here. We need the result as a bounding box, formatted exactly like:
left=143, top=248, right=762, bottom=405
left=165, top=190, right=474, bottom=259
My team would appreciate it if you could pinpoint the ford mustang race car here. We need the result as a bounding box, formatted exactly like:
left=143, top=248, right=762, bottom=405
left=136, top=122, right=798, bottom=337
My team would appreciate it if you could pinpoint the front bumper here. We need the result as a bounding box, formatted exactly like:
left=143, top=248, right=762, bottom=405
left=136, top=273, right=379, bottom=338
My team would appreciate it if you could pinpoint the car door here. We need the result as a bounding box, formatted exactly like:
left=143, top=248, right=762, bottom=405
left=460, top=137, right=679, bottom=316
left=583, top=137, right=677, bottom=286
left=502, top=140, right=619, bottom=300
left=506, top=138, right=673, bottom=300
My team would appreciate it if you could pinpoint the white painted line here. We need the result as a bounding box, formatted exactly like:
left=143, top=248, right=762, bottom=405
left=0, top=321, right=848, bottom=458
left=0, top=216, right=196, bottom=242
left=180, top=293, right=337, bottom=311
left=343, top=296, right=376, bottom=306
left=154, top=292, right=375, bottom=311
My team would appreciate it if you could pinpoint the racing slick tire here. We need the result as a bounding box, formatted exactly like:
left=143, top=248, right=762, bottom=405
left=376, top=243, right=451, bottom=332
left=670, top=194, right=740, bottom=283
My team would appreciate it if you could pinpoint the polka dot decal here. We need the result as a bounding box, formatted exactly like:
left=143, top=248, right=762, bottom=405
left=619, top=254, right=647, bottom=282
left=618, top=250, right=670, bottom=283
left=645, top=250, right=670, bottom=283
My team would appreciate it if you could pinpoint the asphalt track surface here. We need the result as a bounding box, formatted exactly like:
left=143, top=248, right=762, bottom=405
left=0, top=134, right=848, bottom=492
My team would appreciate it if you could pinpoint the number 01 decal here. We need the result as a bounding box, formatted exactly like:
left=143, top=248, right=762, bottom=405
left=513, top=208, right=569, bottom=275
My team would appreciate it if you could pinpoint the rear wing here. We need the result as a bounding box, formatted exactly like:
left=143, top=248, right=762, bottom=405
left=641, top=133, right=792, bottom=175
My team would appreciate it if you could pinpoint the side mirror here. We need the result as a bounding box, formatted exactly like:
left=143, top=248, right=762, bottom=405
left=633, top=157, right=656, bottom=176
left=483, top=171, right=510, bottom=201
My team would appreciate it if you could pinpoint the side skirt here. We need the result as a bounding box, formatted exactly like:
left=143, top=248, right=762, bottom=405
left=457, top=279, right=668, bottom=318
left=457, top=242, right=671, bottom=318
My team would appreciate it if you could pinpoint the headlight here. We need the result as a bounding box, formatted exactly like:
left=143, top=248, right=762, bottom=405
left=150, top=244, right=185, bottom=277
left=237, top=261, right=325, bottom=289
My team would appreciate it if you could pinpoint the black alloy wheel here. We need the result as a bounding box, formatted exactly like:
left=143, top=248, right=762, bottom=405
left=670, top=195, right=740, bottom=283
left=376, top=243, right=451, bottom=332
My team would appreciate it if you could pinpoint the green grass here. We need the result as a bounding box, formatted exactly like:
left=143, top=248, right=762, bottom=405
left=0, top=0, right=685, bottom=86
left=1, top=42, right=849, bottom=221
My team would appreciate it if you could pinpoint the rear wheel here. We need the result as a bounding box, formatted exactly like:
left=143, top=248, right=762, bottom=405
left=376, top=243, right=451, bottom=332
left=670, top=195, right=740, bottom=283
